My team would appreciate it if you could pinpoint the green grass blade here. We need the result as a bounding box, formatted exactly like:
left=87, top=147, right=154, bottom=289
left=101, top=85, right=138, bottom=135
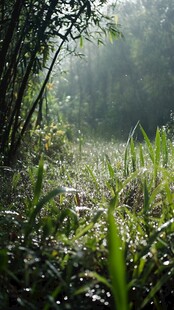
left=24, top=186, right=77, bottom=242
left=154, top=127, right=161, bottom=183
left=130, top=137, right=136, bottom=172
left=143, top=179, right=149, bottom=214
left=108, top=209, right=128, bottom=310
left=33, top=156, right=44, bottom=206
left=85, top=165, right=99, bottom=189
left=105, top=154, right=115, bottom=179
left=136, top=218, right=174, bottom=261
left=161, top=130, right=168, bottom=167
left=140, top=267, right=174, bottom=309
left=139, top=143, right=145, bottom=167
left=124, top=122, right=139, bottom=176
left=143, top=179, right=150, bottom=236
left=155, top=127, right=161, bottom=166
left=73, top=210, right=103, bottom=240
left=140, top=125, right=154, bottom=163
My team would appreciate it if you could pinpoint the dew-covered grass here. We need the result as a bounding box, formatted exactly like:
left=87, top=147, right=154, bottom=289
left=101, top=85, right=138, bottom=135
left=1, top=128, right=174, bottom=309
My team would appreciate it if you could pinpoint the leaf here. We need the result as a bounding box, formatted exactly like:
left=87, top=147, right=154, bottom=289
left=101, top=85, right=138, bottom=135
left=140, top=268, right=174, bottom=309
left=73, top=210, right=103, bottom=241
left=80, top=35, right=83, bottom=48
left=140, top=125, right=154, bottom=163
left=155, top=127, right=161, bottom=166
left=161, top=130, right=168, bottom=167
left=105, top=154, right=115, bottom=178
left=143, top=179, right=149, bottom=214
left=108, top=209, right=128, bottom=310
left=139, top=143, right=145, bottom=167
left=136, top=218, right=174, bottom=262
left=130, top=137, right=136, bottom=172
left=85, top=165, right=99, bottom=189
left=33, top=156, right=44, bottom=206
left=24, top=186, right=77, bottom=242
left=0, top=249, right=8, bottom=271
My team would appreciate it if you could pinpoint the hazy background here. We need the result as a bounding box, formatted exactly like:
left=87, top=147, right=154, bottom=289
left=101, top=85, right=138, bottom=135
left=51, top=0, right=174, bottom=140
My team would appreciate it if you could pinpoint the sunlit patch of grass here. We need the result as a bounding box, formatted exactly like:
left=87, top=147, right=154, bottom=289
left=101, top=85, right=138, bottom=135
left=1, top=127, right=174, bottom=309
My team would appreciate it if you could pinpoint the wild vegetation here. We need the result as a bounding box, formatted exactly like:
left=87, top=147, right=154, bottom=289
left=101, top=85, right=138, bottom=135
left=1, top=124, right=174, bottom=309
left=1, top=0, right=174, bottom=309
left=0, top=0, right=120, bottom=164
left=56, top=0, right=174, bottom=139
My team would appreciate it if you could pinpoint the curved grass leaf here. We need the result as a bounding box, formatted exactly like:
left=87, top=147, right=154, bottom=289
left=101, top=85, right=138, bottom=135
left=73, top=210, right=103, bottom=241
left=140, top=125, right=154, bottom=163
left=161, top=130, right=168, bottom=167
left=24, top=186, right=77, bottom=242
left=33, top=156, right=44, bottom=206
left=136, top=218, right=174, bottom=262
left=140, top=267, right=174, bottom=309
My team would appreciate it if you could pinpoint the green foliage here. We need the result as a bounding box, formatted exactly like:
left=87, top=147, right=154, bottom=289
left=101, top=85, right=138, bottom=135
left=1, top=126, right=174, bottom=308
left=55, top=0, right=174, bottom=139
left=0, top=0, right=121, bottom=164
left=108, top=206, right=128, bottom=310
left=29, top=122, right=73, bottom=160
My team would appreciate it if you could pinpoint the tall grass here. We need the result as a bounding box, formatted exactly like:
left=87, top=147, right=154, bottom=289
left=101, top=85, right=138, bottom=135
left=1, top=126, right=174, bottom=309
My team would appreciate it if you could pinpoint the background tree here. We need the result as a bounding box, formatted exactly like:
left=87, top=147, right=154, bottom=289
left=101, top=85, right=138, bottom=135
left=0, top=0, right=120, bottom=164
left=55, top=0, right=174, bottom=139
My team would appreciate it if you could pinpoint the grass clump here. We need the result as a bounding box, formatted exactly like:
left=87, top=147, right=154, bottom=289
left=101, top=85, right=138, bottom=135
left=1, top=125, right=174, bottom=309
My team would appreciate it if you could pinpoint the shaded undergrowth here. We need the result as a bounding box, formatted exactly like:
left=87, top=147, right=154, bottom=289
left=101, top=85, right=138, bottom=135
left=1, top=126, right=174, bottom=309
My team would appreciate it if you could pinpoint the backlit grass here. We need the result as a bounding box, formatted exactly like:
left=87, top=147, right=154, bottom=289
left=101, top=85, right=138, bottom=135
left=1, top=126, right=174, bottom=309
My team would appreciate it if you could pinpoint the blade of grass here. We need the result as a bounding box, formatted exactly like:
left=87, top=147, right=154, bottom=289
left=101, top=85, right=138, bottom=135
left=33, top=156, right=44, bottom=206
left=140, top=125, right=154, bottom=163
left=108, top=208, right=128, bottom=310
left=85, top=164, right=99, bottom=190
left=140, top=267, right=174, bottom=309
left=139, top=143, right=145, bottom=167
left=136, top=218, right=174, bottom=262
left=105, top=154, right=115, bottom=179
left=155, top=127, right=161, bottom=167
left=73, top=210, right=103, bottom=241
left=24, top=186, right=77, bottom=242
left=154, top=127, right=161, bottom=184
left=124, top=121, right=139, bottom=177
left=130, top=137, right=136, bottom=172
left=161, top=129, right=168, bottom=167
left=143, top=179, right=150, bottom=235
